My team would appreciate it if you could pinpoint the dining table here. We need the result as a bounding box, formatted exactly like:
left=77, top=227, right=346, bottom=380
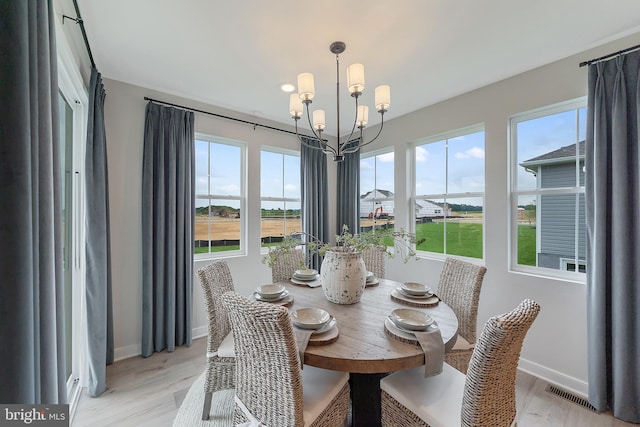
left=272, top=278, right=459, bottom=427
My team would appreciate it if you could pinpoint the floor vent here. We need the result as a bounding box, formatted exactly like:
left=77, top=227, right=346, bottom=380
left=545, top=384, right=597, bottom=412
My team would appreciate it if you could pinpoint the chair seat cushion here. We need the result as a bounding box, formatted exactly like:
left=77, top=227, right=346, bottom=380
left=452, top=334, right=474, bottom=351
left=301, top=366, right=349, bottom=425
left=218, top=332, right=235, bottom=358
left=380, top=363, right=465, bottom=427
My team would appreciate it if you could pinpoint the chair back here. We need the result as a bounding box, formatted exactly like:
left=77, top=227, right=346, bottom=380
left=461, top=299, right=541, bottom=427
left=362, top=246, right=386, bottom=279
left=271, top=248, right=305, bottom=283
left=220, top=292, right=304, bottom=427
left=197, top=260, right=235, bottom=355
left=437, top=257, right=487, bottom=344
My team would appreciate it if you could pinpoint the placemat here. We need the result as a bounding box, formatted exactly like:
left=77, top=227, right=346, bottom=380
left=390, top=289, right=439, bottom=307
left=365, top=278, right=380, bottom=287
left=308, top=327, right=339, bottom=345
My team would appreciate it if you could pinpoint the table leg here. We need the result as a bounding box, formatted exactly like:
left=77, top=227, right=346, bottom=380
left=349, top=373, right=387, bottom=427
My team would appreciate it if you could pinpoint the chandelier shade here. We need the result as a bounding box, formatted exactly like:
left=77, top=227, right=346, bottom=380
left=289, top=41, right=389, bottom=162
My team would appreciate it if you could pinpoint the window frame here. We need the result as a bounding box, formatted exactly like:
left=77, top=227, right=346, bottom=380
left=508, top=97, right=587, bottom=282
left=194, top=133, right=247, bottom=260
left=411, top=123, right=486, bottom=261
left=260, top=146, right=301, bottom=253
left=360, top=147, right=395, bottom=234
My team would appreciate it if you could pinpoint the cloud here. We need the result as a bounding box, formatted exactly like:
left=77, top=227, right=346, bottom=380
left=360, top=160, right=373, bottom=169
left=454, top=147, right=484, bottom=159
left=415, top=146, right=429, bottom=162
left=378, top=152, right=394, bottom=162
left=284, top=183, right=298, bottom=191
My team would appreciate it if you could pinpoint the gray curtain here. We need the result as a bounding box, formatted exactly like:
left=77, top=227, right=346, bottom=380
left=586, top=50, right=640, bottom=423
left=336, top=140, right=360, bottom=234
left=85, top=67, right=114, bottom=396
left=142, top=102, right=194, bottom=357
left=0, top=0, right=67, bottom=403
left=301, top=137, right=329, bottom=270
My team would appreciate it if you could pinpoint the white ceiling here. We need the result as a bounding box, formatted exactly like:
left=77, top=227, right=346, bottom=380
left=73, top=0, right=640, bottom=136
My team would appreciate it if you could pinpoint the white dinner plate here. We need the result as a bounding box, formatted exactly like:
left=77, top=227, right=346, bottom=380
left=291, top=307, right=331, bottom=330
left=292, top=273, right=320, bottom=281
left=294, top=269, right=318, bottom=278
left=312, top=317, right=337, bottom=335
left=253, top=289, right=290, bottom=302
left=395, top=287, right=434, bottom=299
left=255, top=283, right=286, bottom=298
left=390, top=308, right=433, bottom=330
left=400, top=282, right=431, bottom=296
left=384, top=317, right=417, bottom=341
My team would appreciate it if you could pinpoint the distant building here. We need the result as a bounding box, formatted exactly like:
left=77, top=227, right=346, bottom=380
left=359, top=189, right=452, bottom=219
left=415, top=199, right=451, bottom=218
left=520, top=141, right=586, bottom=272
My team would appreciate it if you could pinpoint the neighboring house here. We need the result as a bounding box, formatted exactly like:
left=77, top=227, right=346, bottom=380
left=359, top=189, right=453, bottom=220
left=520, top=141, right=586, bottom=272
left=415, top=199, right=452, bottom=219
left=360, top=189, right=395, bottom=218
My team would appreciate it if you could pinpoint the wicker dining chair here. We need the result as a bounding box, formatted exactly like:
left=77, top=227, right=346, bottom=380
left=436, top=257, right=487, bottom=374
left=220, top=291, right=350, bottom=427
left=362, top=246, right=386, bottom=279
left=381, top=299, right=541, bottom=427
left=197, top=260, right=236, bottom=420
left=271, top=248, right=306, bottom=283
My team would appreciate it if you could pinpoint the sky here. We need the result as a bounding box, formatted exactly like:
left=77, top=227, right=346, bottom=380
left=194, top=104, right=586, bottom=212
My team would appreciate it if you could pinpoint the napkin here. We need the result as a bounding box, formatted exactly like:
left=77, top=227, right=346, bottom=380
left=413, top=326, right=444, bottom=377
left=293, top=328, right=313, bottom=369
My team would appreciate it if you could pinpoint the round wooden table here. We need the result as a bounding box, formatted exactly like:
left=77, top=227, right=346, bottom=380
left=278, top=278, right=459, bottom=427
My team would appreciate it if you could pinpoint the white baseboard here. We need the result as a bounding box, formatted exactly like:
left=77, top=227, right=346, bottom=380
left=518, top=357, right=588, bottom=398
left=113, top=325, right=208, bottom=362
left=114, top=343, right=142, bottom=362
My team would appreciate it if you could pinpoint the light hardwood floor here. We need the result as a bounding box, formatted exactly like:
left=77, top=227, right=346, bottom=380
left=72, top=337, right=637, bottom=426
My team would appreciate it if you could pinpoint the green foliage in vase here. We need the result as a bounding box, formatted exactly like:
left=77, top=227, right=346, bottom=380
left=261, top=224, right=423, bottom=267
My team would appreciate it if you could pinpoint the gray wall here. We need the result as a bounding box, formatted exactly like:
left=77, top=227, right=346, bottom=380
left=97, top=32, right=640, bottom=397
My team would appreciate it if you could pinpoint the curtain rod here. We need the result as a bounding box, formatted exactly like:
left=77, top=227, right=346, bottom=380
left=62, top=0, right=96, bottom=69
left=579, top=43, right=640, bottom=67
left=144, top=96, right=305, bottom=137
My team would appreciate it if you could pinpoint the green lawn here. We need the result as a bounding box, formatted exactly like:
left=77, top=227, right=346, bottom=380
left=415, top=222, right=483, bottom=258
left=194, top=223, right=538, bottom=264
left=414, top=222, right=537, bottom=262
left=194, top=245, right=239, bottom=254
left=517, top=225, right=536, bottom=266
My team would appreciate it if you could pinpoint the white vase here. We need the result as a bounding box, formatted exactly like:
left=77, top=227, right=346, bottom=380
left=320, top=247, right=367, bottom=304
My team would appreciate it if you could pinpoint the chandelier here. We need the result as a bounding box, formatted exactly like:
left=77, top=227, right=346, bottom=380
left=289, top=41, right=390, bottom=162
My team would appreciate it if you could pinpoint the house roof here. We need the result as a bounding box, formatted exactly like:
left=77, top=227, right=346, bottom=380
left=521, top=141, right=585, bottom=167
left=361, top=189, right=394, bottom=199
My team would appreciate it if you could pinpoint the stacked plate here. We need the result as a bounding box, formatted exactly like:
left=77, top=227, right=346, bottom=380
left=290, top=307, right=337, bottom=335
left=386, top=308, right=435, bottom=335
left=365, top=271, right=378, bottom=286
left=292, top=268, right=319, bottom=283
left=396, top=282, right=433, bottom=299
left=253, top=283, right=290, bottom=303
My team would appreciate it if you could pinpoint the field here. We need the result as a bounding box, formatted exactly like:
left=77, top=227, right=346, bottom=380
left=194, top=216, right=388, bottom=240
left=194, top=215, right=537, bottom=265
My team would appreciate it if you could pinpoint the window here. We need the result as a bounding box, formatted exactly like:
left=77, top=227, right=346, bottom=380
left=510, top=99, right=586, bottom=278
left=360, top=150, right=394, bottom=234
left=194, top=134, right=246, bottom=256
left=413, top=125, right=485, bottom=259
left=261, top=148, right=301, bottom=248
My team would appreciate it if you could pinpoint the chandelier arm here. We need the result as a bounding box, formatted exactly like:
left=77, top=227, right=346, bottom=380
left=342, top=126, right=364, bottom=154
left=348, top=111, right=386, bottom=152
left=295, top=118, right=337, bottom=155
left=338, top=95, right=361, bottom=155
left=302, top=104, right=335, bottom=154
